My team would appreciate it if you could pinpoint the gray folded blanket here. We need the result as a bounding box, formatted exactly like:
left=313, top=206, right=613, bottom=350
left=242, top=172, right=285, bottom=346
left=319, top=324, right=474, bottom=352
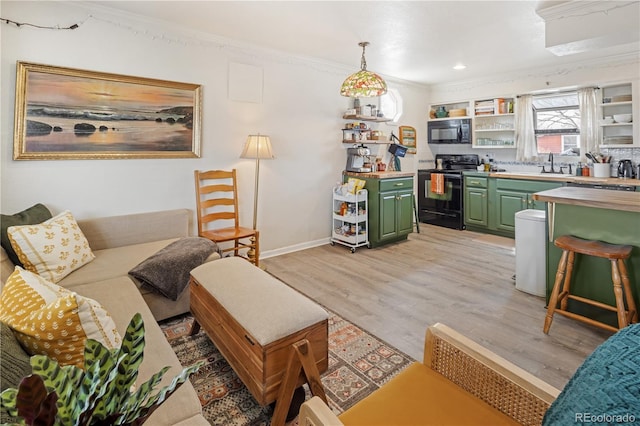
left=129, top=237, right=219, bottom=301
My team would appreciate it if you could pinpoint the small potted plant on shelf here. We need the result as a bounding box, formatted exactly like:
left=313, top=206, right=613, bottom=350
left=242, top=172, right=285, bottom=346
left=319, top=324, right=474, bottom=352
left=0, top=313, right=203, bottom=426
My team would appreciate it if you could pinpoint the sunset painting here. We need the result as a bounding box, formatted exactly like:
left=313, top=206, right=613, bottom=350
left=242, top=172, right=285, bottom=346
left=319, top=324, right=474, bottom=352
left=13, top=62, right=201, bottom=160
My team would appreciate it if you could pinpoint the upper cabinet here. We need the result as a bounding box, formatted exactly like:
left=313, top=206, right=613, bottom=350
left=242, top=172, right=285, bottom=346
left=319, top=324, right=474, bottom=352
left=428, top=97, right=516, bottom=149
left=429, top=101, right=471, bottom=120
left=599, top=83, right=636, bottom=148
left=472, top=97, right=516, bottom=149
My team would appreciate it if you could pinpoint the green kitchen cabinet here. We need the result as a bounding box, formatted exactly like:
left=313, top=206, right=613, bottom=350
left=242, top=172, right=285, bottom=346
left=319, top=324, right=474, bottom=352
left=379, top=186, right=414, bottom=242
left=494, top=179, right=563, bottom=233
left=464, top=174, right=562, bottom=237
left=495, top=190, right=528, bottom=231
left=464, top=176, right=488, bottom=227
left=344, top=174, right=414, bottom=247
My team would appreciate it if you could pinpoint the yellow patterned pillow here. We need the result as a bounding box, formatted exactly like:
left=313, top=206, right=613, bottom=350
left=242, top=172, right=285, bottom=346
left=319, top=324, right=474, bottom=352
left=0, top=267, right=121, bottom=367
left=7, top=210, right=95, bottom=283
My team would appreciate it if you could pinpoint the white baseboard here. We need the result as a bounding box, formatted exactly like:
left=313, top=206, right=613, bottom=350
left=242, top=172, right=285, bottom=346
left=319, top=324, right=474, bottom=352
left=261, top=237, right=330, bottom=259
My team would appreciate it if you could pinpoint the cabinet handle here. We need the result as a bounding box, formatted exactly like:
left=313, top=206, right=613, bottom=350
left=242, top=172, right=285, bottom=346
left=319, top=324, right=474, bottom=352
left=394, top=183, right=404, bottom=186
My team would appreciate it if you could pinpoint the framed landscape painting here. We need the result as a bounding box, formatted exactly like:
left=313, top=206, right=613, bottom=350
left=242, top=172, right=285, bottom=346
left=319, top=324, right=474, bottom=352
left=13, top=62, right=202, bottom=160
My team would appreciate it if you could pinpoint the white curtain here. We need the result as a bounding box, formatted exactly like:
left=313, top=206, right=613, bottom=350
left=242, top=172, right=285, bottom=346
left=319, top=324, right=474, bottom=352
left=578, top=87, right=599, bottom=160
left=515, top=95, right=537, bottom=161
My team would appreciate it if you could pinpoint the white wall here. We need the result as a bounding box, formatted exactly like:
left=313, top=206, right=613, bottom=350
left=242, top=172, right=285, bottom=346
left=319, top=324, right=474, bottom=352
left=0, top=1, right=428, bottom=256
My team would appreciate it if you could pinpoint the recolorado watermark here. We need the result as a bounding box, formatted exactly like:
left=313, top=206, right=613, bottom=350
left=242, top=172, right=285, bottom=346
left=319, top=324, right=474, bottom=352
left=575, top=412, right=636, bottom=423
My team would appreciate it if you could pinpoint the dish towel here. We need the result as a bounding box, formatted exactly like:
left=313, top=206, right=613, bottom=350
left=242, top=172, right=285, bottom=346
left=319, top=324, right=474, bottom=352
left=431, top=173, right=445, bottom=195
left=427, top=181, right=452, bottom=201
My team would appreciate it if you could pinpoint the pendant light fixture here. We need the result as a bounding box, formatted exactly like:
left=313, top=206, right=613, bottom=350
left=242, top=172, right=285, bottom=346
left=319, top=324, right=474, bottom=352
left=340, top=41, right=388, bottom=98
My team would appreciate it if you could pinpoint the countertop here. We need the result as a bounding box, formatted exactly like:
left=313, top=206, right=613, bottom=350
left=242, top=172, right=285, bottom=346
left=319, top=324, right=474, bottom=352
left=477, top=171, right=640, bottom=187
left=532, top=187, right=640, bottom=213
left=343, top=171, right=415, bottom=179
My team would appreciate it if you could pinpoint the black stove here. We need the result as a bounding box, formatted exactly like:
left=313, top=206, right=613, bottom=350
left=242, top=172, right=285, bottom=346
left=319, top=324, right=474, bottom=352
left=417, top=154, right=479, bottom=230
left=423, top=154, right=480, bottom=173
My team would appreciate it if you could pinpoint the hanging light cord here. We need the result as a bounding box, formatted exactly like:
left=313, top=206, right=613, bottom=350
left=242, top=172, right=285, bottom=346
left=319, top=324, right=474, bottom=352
left=359, top=41, right=369, bottom=71
left=1, top=17, right=80, bottom=30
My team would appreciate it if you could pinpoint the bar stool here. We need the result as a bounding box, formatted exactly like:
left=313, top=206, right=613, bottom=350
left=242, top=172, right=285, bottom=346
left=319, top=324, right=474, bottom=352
left=543, top=235, right=637, bottom=334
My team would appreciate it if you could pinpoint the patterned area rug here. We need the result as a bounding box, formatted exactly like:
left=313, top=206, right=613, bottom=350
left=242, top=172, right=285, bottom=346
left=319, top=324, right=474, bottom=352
left=160, top=312, right=413, bottom=425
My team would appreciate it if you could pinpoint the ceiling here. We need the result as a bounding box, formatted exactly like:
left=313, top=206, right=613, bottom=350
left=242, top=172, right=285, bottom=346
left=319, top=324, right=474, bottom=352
left=87, top=1, right=640, bottom=86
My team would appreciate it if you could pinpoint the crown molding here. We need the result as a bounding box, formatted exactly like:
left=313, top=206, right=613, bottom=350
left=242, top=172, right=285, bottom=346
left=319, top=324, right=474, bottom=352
left=71, top=1, right=424, bottom=90
left=536, top=0, right=637, bottom=21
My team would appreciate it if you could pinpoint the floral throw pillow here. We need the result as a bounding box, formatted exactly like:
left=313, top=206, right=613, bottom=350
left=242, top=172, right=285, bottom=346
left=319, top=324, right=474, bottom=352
left=0, top=267, right=121, bottom=368
left=7, top=210, right=95, bottom=283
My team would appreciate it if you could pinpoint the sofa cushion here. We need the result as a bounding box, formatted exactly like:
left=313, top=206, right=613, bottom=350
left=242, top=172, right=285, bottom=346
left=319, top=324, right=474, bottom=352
left=1, top=203, right=52, bottom=267
left=69, top=277, right=206, bottom=426
left=338, top=362, right=519, bottom=425
left=0, top=321, right=31, bottom=391
left=0, top=267, right=120, bottom=367
left=58, top=239, right=179, bottom=289
left=8, top=211, right=95, bottom=283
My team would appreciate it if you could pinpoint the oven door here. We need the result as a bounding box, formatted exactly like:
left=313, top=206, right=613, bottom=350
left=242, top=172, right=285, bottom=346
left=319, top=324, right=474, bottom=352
left=417, top=171, right=464, bottom=229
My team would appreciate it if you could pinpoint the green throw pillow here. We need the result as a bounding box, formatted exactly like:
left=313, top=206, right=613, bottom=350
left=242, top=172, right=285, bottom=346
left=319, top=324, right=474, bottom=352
left=1, top=203, right=52, bottom=267
left=0, top=322, right=32, bottom=391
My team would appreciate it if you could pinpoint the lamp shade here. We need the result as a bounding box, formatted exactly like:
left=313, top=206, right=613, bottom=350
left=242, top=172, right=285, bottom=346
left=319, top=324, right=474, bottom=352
left=340, top=41, right=388, bottom=98
left=340, top=70, right=388, bottom=98
left=240, top=135, right=275, bottom=159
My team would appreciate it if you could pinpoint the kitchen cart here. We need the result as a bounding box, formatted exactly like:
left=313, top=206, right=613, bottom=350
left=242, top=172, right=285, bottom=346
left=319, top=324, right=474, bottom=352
left=331, top=189, right=369, bottom=253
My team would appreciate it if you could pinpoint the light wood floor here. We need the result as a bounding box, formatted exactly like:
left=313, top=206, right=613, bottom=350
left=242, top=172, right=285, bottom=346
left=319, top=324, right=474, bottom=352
left=262, top=225, right=611, bottom=391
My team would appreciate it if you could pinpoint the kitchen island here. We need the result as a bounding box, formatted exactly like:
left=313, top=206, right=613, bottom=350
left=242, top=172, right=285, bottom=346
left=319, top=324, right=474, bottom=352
left=343, top=171, right=415, bottom=247
left=532, top=187, right=640, bottom=328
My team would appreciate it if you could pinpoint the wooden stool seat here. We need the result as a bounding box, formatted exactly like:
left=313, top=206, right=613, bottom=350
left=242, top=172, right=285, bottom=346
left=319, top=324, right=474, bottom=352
left=554, top=235, right=632, bottom=260
left=544, top=235, right=637, bottom=334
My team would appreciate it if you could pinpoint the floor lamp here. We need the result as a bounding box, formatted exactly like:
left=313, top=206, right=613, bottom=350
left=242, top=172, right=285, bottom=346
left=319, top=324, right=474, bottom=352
left=240, top=134, right=274, bottom=261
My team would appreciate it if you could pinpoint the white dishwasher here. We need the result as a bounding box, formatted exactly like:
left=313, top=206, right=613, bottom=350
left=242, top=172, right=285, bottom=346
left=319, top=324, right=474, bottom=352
left=515, top=209, right=547, bottom=297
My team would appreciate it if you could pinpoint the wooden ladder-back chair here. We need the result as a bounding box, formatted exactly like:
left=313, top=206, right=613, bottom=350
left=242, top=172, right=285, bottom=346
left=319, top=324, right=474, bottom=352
left=194, top=169, right=259, bottom=267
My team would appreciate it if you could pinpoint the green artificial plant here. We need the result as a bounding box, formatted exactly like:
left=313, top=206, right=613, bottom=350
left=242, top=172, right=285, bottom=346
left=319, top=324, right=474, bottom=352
left=0, top=313, right=203, bottom=426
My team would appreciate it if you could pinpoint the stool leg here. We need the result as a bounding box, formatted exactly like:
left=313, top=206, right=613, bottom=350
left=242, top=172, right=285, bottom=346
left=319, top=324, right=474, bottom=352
left=544, top=249, right=569, bottom=334
left=611, top=260, right=629, bottom=329
left=618, top=259, right=638, bottom=324
left=559, top=251, right=575, bottom=312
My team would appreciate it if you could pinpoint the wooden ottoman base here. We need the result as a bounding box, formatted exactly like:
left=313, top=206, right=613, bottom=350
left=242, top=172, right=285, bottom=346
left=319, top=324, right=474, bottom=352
left=189, top=257, right=329, bottom=424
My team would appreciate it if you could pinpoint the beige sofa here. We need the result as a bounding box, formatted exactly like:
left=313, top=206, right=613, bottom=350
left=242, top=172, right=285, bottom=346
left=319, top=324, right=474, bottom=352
left=1, top=209, right=215, bottom=426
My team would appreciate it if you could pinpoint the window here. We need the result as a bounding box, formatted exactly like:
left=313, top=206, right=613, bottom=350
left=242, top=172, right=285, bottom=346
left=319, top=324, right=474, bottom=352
left=379, top=88, right=403, bottom=123
left=532, top=92, right=580, bottom=155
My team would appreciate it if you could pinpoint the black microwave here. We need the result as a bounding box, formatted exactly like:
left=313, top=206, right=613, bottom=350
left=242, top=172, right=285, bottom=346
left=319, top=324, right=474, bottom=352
left=428, top=119, right=471, bottom=144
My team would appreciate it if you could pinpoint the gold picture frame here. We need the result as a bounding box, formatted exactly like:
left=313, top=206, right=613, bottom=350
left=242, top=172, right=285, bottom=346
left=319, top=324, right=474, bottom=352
left=399, top=125, right=416, bottom=154
left=13, top=61, right=202, bottom=160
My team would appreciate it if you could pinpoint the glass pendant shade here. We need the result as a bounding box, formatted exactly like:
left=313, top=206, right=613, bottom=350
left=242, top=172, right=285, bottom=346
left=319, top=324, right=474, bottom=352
left=340, top=70, right=388, bottom=98
left=340, top=42, right=387, bottom=98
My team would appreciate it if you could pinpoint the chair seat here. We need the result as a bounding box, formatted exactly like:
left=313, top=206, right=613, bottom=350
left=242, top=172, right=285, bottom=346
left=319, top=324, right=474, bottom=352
left=338, top=363, right=519, bottom=426
left=201, top=227, right=256, bottom=243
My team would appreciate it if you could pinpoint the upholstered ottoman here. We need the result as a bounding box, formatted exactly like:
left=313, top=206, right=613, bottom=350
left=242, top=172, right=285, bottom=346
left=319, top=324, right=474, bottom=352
left=189, top=257, right=329, bottom=422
